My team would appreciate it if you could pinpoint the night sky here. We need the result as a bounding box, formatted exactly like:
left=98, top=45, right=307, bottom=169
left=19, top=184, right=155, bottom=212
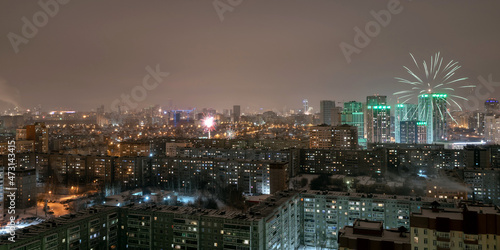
left=1, top=0, right=499, bottom=113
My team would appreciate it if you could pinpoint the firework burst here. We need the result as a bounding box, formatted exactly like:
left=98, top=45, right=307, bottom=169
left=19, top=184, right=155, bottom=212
left=226, top=128, right=235, bottom=139
left=393, top=52, right=475, bottom=111
left=201, top=115, right=216, bottom=139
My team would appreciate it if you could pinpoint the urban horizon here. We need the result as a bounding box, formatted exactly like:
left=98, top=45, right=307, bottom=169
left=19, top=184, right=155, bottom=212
left=2, top=1, right=500, bottom=250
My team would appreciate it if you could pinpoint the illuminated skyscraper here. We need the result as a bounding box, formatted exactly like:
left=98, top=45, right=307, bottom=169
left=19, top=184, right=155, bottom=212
left=485, top=98, right=499, bottom=115
left=320, top=100, right=335, bottom=125
left=418, top=93, right=448, bottom=143
left=395, top=103, right=417, bottom=143
left=400, top=120, right=428, bottom=144
left=303, top=99, right=309, bottom=114
left=341, top=101, right=366, bottom=147
left=366, top=96, right=391, bottom=143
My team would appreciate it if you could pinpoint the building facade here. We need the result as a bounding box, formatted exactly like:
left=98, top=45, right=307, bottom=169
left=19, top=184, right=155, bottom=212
left=395, top=103, right=417, bottom=143
left=366, top=96, right=391, bottom=144
left=418, top=93, right=448, bottom=143
left=411, top=204, right=500, bottom=250
left=320, top=100, right=336, bottom=125
left=341, top=101, right=365, bottom=148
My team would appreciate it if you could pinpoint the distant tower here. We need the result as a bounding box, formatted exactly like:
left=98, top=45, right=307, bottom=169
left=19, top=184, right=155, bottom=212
left=330, top=107, right=342, bottom=126
left=418, top=93, right=448, bottom=143
left=97, top=105, right=105, bottom=115
left=366, top=96, right=391, bottom=143
left=395, top=103, right=417, bottom=143
left=303, top=99, right=309, bottom=114
left=320, top=100, right=335, bottom=125
left=485, top=98, right=499, bottom=115
left=341, top=101, right=365, bottom=147
left=97, top=105, right=108, bottom=126
left=233, top=105, right=240, bottom=123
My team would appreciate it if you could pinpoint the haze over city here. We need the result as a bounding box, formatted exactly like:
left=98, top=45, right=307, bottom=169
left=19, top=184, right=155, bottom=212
left=0, top=0, right=499, bottom=112
left=2, top=1, right=500, bottom=250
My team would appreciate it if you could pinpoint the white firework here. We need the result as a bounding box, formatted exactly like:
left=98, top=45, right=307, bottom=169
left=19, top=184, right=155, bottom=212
left=394, top=52, right=474, bottom=110
left=226, top=129, right=235, bottom=139
left=393, top=52, right=475, bottom=123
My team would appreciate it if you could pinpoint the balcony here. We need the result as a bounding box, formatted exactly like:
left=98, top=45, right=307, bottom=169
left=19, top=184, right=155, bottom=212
left=437, top=246, right=450, bottom=250
left=463, top=239, right=478, bottom=245
left=437, top=236, right=450, bottom=242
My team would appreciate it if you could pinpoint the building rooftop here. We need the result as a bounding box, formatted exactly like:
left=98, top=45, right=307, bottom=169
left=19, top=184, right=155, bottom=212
left=355, top=220, right=383, bottom=230
left=412, top=203, right=500, bottom=220
left=340, top=219, right=410, bottom=244
left=248, top=190, right=300, bottom=220
left=123, top=203, right=259, bottom=221
left=300, top=189, right=457, bottom=204
left=0, top=206, right=119, bottom=244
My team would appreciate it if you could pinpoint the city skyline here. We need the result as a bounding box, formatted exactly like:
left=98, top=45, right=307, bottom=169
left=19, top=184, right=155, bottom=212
left=0, top=1, right=499, bottom=112
left=3, top=2, right=500, bottom=249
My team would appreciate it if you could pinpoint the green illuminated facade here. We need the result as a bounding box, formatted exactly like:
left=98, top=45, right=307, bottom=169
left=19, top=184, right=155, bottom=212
left=366, top=96, right=391, bottom=143
left=418, top=93, right=448, bottom=143
left=341, top=101, right=366, bottom=148
left=395, top=103, right=417, bottom=143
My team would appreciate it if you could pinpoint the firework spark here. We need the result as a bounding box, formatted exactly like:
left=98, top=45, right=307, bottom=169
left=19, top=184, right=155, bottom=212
left=202, top=115, right=216, bottom=139
left=203, top=116, right=215, bottom=130
left=393, top=52, right=474, bottom=111
left=226, top=128, right=235, bottom=139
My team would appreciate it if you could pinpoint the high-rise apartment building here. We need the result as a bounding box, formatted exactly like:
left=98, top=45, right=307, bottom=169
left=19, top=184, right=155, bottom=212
left=269, top=163, right=288, bottom=194
left=399, top=121, right=417, bottom=144
left=400, top=120, right=427, bottom=144
left=333, top=124, right=358, bottom=150
left=4, top=168, right=37, bottom=209
left=309, top=124, right=358, bottom=150
left=484, top=115, right=500, bottom=144
left=395, top=103, right=417, bottom=143
left=25, top=122, right=49, bottom=153
left=339, top=219, right=411, bottom=250
left=233, top=105, right=240, bottom=123
left=470, top=111, right=485, bottom=135
left=1, top=190, right=456, bottom=250
left=0, top=166, right=3, bottom=218
left=342, top=101, right=366, bottom=147
left=309, top=124, right=334, bottom=149
left=331, top=106, right=342, bottom=126
left=366, top=96, right=391, bottom=143
left=320, top=100, right=336, bottom=125
left=411, top=203, right=500, bottom=250
left=418, top=93, right=448, bottom=143
left=463, top=168, right=500, bottom=206
left=485, top=98, right=499, bottom=115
